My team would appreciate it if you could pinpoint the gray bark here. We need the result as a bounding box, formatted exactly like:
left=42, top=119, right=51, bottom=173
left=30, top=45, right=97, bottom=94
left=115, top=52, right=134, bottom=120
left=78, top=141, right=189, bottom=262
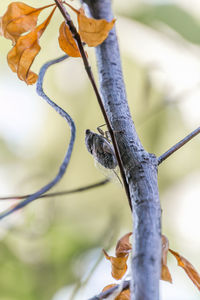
left=82, top=1, right=162, bottom=299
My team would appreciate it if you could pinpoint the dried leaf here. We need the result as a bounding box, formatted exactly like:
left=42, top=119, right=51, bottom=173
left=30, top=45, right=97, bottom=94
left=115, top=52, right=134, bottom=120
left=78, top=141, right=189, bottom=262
left=102, top=283, right=116, bottom=292
left=102, top=284, right=130, bottom=300
left=103, top=249, right=129, bottom=280
left=161, top=235, right=172, bottom=283
left=78, top=8, right=116, bottom=47
left=169, top=248, right=200, bottom=291
left=161, top=265, right=173, bottom=283
left=7, top=7, right=56, bottom=85
left=116, top=289, right=130, bottom=300
left=103, top=233, right=132, bottom=280
left=64, top=3, right=115, bottom=47
left=0, top=2, right=55, bottom=44
left=58, top=21, right=81, bottom=57
left=116, top=232, right=132, bottom=257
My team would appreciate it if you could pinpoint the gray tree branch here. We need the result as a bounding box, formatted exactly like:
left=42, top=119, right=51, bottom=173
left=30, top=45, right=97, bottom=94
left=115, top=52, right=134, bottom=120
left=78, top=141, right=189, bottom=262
left=88, top=280, right=130, bottom=300
left=81, top=1, right=161, bottom=299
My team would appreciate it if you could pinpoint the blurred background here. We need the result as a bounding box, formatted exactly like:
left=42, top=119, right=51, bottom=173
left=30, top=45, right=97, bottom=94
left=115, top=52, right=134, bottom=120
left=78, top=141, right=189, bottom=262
left=0, top=0, right=200, bottom=299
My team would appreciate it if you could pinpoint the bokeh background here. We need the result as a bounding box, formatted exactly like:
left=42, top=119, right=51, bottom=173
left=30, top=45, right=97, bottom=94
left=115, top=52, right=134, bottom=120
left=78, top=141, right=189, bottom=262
left=0, top=0, right=200, bottom=299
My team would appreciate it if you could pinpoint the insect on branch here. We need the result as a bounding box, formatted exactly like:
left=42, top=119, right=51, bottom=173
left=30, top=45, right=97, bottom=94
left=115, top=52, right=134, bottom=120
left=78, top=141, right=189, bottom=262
left=54, top=0, right=132, bottom=209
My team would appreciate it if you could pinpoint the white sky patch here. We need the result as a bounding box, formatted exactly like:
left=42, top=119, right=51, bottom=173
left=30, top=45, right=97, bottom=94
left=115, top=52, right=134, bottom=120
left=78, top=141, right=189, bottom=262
left=0, top=75, right=46, bottom=157
left=53, top=57, right=88, bottom=94
left=118, top=18, right=200, bottom=90
left=118, top=17, right=200, bottom=128
left=162, top=172, right=200, bottom=252
left=161, top=276, right=199, bottom=300
left=173, top=0, right=200, bottom=18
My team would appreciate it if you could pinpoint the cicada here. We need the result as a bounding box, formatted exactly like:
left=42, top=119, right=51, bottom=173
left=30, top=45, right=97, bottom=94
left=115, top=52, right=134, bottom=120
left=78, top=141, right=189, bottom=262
left=85, top=127, right=122, bottom=184
left=85, top=128, right=117, bottom=169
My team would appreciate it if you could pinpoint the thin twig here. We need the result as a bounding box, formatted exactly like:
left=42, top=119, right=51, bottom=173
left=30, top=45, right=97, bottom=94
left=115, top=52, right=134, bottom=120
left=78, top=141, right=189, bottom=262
left=158, top=126, right=200, bottom=165
left=54, top=0, right=132, bottom=210
left=0, top=179, right=109, bottom=201
left=88, top=280, right=130, bottom=300
left=0, top=55, right=76, bottom=220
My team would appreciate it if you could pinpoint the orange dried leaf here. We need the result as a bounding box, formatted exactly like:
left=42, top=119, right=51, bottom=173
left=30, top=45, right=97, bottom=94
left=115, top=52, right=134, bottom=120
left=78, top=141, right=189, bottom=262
left=102, top=284, right=130, bottom=300
left=169, top=248, right=200, bottom=291
left=116, top=232, right=132, bottom=257
left=7, top=7, right=56, bottom=85
left=58, top=21, right=81, bottom=57
left=102, top=284, right=116, bottom=293
left=77, top=7, right=115, bottom=47
left=161, top=235, right=172, bottom=283
left=161, top=265, right=172, bottom=283
left=103, top=249, right=128, bottom=280
left=0, top=2, right=55, bottom=44
left=116, top=289, right=130, bottom=300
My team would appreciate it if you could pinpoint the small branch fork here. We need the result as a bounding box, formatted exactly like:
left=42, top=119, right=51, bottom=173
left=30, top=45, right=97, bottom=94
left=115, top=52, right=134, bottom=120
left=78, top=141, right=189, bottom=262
left=54, top=0, right=132, bottom=209
left=158, top=126, right=200, bottom=165
left=88, top=281, right=130, bottom=300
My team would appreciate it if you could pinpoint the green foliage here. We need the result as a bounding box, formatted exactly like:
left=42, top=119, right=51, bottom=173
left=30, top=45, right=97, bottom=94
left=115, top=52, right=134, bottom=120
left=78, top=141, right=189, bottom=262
left=0, top=224, right=101, bottom=300
left=127, top=4, right=200, bottom=44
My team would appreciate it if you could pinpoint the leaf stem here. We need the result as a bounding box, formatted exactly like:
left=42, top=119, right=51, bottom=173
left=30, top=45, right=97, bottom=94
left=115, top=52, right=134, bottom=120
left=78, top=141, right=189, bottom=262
left=54, top=0, right=132, bottom=209
left=158, top=126, right=200, bottom=165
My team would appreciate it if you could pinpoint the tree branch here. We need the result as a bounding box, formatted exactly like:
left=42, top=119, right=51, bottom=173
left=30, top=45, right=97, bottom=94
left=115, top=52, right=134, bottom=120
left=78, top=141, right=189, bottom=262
left=158, top=126, right=200, bottom=164
left=54, top=0, right=132, bottom=209
left=0, top=179, right=109, bottom=201
left=81, top=1, right=161, bottom=299
left=0, top=55, right=76, bottom=220
left=88, top=280, right=130, bottom=300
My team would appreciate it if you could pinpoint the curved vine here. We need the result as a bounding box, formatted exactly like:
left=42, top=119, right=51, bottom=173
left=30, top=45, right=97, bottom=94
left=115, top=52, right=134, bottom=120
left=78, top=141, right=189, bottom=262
left=0, top=55, right=76, bottom=220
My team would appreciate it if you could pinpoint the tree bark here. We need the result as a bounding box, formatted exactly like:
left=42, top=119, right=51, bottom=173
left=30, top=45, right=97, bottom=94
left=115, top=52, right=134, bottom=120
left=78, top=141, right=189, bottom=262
left=81, top=1, right=162, bottom=299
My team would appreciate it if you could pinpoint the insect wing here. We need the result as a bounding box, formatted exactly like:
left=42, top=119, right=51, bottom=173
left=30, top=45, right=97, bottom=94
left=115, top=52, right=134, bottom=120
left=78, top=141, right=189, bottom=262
left=85, top=129, right=117, bottom=169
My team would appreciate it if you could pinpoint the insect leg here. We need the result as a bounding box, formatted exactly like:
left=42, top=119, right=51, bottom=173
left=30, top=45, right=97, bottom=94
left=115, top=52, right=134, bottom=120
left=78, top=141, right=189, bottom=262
left=97, top=124, right=107, bottom=136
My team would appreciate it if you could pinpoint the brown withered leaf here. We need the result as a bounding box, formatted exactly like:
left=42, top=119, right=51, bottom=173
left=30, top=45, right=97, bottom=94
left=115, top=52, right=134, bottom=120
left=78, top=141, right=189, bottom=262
left=78, top=8, right=116, bottom=47
left=63, top=3, right=115, bottom=47
left=103, top=249, right=129, bottom=280
left=103, top=233, right=132, bottom=280
left=0, top=2, right=55, bottom=44
left=162, top=265, right=172, bottom=283
left=117, top=289, right=130, bottom=300
left=116, top=232, right=132, bottom=257
left=58, top=21, right=81, bottom=57
left=7, top=7, right=56, bottom=85
left=161, top=235, right=172, bottom=283
left=169, top=248, right=200, bottom=291
left=102, top=284, right=130, bottom=300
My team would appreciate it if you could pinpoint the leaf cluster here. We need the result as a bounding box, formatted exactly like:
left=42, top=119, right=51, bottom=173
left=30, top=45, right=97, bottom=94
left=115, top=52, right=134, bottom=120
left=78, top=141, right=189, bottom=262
left=0, top=1, right=115, bottom=84
left=101, top=234, right=200, bottom=299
